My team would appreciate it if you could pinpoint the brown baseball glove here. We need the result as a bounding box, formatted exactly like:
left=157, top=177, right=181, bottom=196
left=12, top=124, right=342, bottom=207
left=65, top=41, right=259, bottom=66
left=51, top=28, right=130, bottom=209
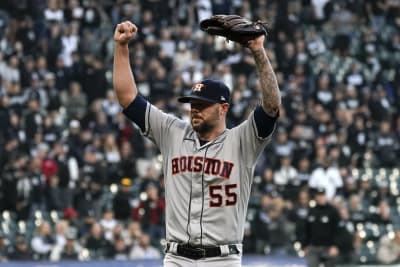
left=200, top=15, right=268, bottom=45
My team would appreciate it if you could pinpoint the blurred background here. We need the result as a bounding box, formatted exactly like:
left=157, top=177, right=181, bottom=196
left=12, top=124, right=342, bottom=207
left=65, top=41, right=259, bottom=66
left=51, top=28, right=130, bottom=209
left=0, top=0, right=399, bottom=266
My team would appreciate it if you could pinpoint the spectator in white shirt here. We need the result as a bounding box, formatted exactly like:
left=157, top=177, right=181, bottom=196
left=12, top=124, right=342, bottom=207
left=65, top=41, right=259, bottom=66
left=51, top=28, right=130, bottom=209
left=31, top=221, right=56, bottom=260
left=309, top=157, right=343, bottom=201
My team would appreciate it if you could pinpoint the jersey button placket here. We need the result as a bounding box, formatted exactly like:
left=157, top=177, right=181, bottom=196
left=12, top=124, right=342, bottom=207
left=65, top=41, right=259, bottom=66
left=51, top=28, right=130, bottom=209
left=189, top=148, right=205, bottom=244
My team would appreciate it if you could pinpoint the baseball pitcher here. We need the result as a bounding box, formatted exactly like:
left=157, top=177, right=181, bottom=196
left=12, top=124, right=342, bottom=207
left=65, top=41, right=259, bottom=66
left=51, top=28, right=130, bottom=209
left=113, top=16, right=280, bottom=267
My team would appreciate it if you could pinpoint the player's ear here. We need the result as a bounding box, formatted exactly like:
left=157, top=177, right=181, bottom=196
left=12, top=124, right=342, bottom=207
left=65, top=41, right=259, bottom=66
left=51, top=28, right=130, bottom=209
left=220, top=103, right=229, bottom=115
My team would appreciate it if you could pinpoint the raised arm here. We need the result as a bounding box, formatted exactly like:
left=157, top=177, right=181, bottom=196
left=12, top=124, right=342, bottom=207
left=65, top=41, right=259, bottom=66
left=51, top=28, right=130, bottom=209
left=113, top=21, right=138, bottom=108
left=247, top=35, right=281, bottom=117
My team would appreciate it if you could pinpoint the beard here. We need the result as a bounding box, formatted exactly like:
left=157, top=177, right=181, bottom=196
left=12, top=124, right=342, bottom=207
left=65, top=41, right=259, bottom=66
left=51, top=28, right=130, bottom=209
left=191, top=117, right=214, bottom=134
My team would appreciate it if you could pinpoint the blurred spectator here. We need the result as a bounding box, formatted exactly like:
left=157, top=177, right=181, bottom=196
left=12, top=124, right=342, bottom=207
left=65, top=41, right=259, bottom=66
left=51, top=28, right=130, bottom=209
left=129, top=233, right=161, bottom=260
left=60, top=230, right=80, bottom=260
left=258, top=167, right=279, bottom=195
left=296, top=157, right=312, bottom=186
left=113, top=178, right=134, bottom=221
left=45, top=174, right=65, bottom=212
left=103, top=133, right=121, bottom=184
left=22, top=98, right=44, bottom=144
left=309, top=157, right=343, bottom=201
left=26, top=157, right=47, bottom=215
left=0, top=233, right=8, bottom=262
left=132, top=183, right=165, bottom=242
left=77, top=209, right=96, bottom=238
left=377, top=230, right=400, bottom=264
left=288, top=189, right=310, bottom=245
left=0, top=0, right=398, bottom=263
left=117, top=140, right=138, bottom=179
left=63, top=81, right=88, bottom=120
left=31, top=221, right=57, bottom=260
left=369, top=200, right=391, bottom=225
left=336, top=206, right=358, bottom=264
left=348, top=194, right=368, bottom=226
left=303, top=188, right=340, bottom=267
left=84, top=222, right=113, bottom=259
left=8, top=233, right=33, bottom=261
left=99, top=208, right=117, bottom=241
left=124, top=222, right=140, bottom=247
left=373, top=120, right=398, bottom=167
left=273, top=156, right=299, bottom=200
left=271, top=127, right=296, bottom=160
left=111, top=237, right=129, bottom=260
left=251, top=194, right=291, bottom=255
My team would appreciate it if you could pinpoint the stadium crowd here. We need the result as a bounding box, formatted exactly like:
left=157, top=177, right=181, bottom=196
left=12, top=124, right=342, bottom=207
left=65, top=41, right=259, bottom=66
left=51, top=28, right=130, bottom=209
left=0, top=0, right=399, bottom=264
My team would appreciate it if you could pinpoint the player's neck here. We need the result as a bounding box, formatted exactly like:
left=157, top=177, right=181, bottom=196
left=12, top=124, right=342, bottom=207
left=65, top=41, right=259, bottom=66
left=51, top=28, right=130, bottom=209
left=196, top=125, right=226, bottom=142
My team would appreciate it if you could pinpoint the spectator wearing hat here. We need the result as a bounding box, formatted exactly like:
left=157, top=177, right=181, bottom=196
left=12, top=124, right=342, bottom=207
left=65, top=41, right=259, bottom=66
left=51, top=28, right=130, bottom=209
left=8, top=233, right=33, bottom=261
left=113, top=177, right=133, bottom=221
left=60, top=229, right=80, bottom=260
left=303, top=187, right=341, bottom=267
left=77, top=209, right=96, bottom=238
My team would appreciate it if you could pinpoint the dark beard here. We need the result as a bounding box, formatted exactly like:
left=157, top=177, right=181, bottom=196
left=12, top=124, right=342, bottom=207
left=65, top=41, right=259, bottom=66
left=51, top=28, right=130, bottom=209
left=192, top=121, right=214, bottom=134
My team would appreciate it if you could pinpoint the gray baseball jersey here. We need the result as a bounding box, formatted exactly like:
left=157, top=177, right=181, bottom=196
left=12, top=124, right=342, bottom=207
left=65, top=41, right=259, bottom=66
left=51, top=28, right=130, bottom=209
left=124, top=96, right=275, bottom=246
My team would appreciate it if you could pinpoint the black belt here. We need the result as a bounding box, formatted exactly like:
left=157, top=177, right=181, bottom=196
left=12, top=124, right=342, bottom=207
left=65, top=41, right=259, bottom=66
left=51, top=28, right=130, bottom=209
left=167, top=243, right=239, bottom=260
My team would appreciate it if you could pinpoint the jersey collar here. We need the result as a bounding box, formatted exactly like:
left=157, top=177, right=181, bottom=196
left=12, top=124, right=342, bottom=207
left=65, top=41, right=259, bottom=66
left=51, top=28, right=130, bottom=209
left=184, top=128, right=229, bottom=150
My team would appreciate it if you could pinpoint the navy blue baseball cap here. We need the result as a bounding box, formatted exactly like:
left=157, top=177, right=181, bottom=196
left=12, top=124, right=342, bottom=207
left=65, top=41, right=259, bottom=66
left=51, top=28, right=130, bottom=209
left=178, top=79, right=230, bottom=104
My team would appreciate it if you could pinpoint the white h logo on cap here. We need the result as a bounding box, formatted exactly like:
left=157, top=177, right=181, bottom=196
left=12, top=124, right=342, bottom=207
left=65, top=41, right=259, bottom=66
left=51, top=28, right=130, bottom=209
left=192, top=83, right=204, bottom=92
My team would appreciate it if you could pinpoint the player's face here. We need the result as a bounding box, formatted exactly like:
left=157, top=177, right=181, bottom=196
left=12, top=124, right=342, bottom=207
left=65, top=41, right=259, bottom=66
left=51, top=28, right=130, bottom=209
left=190, top=100, right=224, bottom=133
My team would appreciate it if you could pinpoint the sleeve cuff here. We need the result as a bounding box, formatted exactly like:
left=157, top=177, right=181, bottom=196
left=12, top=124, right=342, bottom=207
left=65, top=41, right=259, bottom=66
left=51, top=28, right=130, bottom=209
left=253, top=105, right=279, bottom=138
left=122, top=95, right=148, bottom=132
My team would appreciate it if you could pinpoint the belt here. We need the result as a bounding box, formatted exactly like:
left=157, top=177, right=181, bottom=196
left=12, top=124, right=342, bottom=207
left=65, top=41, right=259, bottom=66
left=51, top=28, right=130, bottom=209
left=166, top=242, right=240, bottom=260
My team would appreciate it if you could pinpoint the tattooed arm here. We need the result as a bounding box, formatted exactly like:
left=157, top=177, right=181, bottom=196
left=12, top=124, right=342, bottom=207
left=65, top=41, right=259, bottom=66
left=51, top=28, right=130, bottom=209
left=247, top=35, right=281, bottom=117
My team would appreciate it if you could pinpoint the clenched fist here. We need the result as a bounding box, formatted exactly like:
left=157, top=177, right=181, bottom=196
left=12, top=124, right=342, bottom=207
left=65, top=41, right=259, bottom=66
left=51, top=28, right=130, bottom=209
left=114, top=21, right=137, bottom=46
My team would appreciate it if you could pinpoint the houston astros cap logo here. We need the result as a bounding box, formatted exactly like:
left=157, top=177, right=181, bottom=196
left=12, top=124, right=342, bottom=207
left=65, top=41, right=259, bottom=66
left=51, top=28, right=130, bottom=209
left=178, top=79, right=230, bottom=104
left=192, top=83, right=205, bottom=92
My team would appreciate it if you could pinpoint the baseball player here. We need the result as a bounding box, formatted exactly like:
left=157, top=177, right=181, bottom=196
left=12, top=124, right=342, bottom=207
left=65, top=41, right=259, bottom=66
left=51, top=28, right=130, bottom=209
left=113, top=20, right=280, bottom=267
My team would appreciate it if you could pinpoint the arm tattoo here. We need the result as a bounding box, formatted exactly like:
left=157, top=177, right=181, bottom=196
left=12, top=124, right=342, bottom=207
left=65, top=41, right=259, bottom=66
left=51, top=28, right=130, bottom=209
left=252, top=48, right=281, bottom=117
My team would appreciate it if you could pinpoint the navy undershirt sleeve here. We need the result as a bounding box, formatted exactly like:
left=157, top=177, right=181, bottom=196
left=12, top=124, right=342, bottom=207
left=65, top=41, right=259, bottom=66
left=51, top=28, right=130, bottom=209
left=122, top=95, right=147, bottom=132
left=254, top=105, right=278, bottom=138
